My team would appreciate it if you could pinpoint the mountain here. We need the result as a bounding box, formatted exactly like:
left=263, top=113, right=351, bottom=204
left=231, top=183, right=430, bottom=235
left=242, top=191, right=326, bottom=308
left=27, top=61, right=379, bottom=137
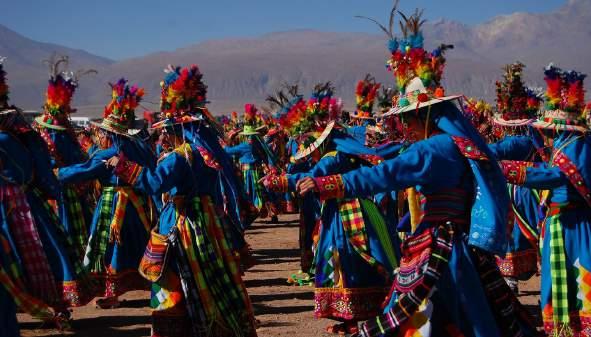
left=2, top=0, right=591, bottom=116
left=0, top=24, right=114, bottom=112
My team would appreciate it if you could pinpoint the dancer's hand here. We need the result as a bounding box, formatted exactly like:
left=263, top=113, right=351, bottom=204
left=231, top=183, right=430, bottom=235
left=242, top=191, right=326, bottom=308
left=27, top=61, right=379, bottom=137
left=105, top=156, right=120, bottom=168
left=296, top=177, right=318, bottom=196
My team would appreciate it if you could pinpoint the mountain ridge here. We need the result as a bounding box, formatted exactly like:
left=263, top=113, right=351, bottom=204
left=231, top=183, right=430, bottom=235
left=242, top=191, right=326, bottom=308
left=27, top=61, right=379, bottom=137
left=1, top=0, right=590, bottom=116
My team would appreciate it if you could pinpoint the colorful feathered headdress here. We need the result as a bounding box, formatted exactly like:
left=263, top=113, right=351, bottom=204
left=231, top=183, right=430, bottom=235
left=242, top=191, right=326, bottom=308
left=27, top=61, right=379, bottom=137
left=357, top=4, right=458, bottom=116
left=493, top=62, right=537, bottom=126
left=531, top=64, right=588, bottom=132
left=352, top=74, right=381, bottom=119
left=268, top=83, right=340, bottom=137
left=160, top=65, right=208, bottom=117
left=93, top=78, right=144, bottom=136
left=0, top=57, right=8, bottom=109
left=359, top=4, right=452, bottom=96
left=267, top=84, right=307, bottom=137
left=36, top=54, right=96, bottom=130
left=525, top=87, right=543, bottom=116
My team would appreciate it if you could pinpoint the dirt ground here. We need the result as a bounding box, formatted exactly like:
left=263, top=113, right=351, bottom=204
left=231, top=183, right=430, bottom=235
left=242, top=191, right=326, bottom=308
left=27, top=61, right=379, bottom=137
left=18, top=214, right=542, bottom=337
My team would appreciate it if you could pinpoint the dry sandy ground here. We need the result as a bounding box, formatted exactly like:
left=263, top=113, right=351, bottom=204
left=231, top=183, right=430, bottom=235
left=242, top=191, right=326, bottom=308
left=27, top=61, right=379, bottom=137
left=18, top=214, right=542, bottom=337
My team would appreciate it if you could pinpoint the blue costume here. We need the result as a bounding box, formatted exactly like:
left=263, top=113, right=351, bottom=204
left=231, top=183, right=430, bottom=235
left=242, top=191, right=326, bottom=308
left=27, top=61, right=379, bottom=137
left=280, top=130, right=400, bottom=322
left=58, top=135, right=154, bottom=299
left=490, top=135, right=544, bottom=281
left=502, top=132, right=591, bottom=335
left=38, top=128, right=93, bottom=256
left=313, top=102, right=535, bottom=337
left=114, top=141, right=257, bottom=337
left=225, top=134, right=276, bottom=216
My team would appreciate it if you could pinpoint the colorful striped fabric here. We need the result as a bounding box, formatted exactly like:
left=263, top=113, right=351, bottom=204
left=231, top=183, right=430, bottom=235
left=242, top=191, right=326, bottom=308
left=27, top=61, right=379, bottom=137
left=340, top=199, right=382, bottom=271
left=3, top=185, right=59, bottom=304
left=471, top=246, right=531, bottom=337
left=0, top=262, right=55, bottom=322
left=167, top=195, right=255, bottom=336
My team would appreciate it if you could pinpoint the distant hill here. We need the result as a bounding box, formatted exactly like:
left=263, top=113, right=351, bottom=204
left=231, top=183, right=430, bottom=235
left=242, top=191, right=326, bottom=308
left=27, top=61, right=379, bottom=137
left=1, top=0, right=591, bottom=117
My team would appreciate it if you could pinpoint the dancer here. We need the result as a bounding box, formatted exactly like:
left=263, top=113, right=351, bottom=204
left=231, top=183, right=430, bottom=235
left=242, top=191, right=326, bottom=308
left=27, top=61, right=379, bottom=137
left=58, top=79, right=154, bottom=309
left=111, top=65, right=257, bottom=337
left=500, top=64, right=591, bottom=335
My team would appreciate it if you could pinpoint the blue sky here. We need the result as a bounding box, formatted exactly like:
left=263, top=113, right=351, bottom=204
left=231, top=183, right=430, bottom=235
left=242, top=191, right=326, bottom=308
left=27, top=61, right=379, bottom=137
left=4, top=0, right=566, bottom=60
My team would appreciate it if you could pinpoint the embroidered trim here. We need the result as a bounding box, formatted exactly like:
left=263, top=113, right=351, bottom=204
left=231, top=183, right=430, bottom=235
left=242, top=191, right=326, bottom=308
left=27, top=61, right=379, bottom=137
left=552, top=151, right=591, bottom=207
left=495, top=249, right=538, bottom=278
left=196, top=146, right=221, bottom=170
left=314, top=175, right=345, bottom=200
left=314, top=287, right=389, bottom=321
left=451, top=136, right=489, bottom=160
left=357, top=154, right=384, bottom=166
left=114, top=155, right=143, bottom=186
left=265, top=174, right=289, bottom=193
left=500, top=160, right=533, bottom=185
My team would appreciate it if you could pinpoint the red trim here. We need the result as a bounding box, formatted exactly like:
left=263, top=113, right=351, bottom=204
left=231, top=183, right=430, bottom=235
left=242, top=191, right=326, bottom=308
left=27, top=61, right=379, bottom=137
left=264, top=174, right=288, bottom=193
left=314, top=175, right=345, bottom=200
left=114, top=154, right=143, bottom=185
left=451, top=136, right=489, bottom=160
left=500, top=160, right=532, bottom=185
left=553, top=151, right=591, bottom=207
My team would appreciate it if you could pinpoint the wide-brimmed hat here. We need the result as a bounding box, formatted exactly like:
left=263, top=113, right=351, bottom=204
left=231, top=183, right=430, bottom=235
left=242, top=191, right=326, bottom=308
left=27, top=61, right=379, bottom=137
left=383, top=77, right=461, bottom=116
left=240, top=124, right=260, bottom=136
left=292, top=120, right=336, bottom=161
left=531, top=64, right=589, bottom=133
left=91, top=78, right=144, bottom=137
left=239, top=103, right=262, bottom=135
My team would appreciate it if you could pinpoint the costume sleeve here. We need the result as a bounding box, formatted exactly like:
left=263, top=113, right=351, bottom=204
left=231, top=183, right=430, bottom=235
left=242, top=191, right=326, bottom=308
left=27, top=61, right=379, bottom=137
left=488, top=136, right=535, bottom=161
left=57, top=153, right=112, bottom=184
left=313, top=142, right=446, bottom=200
left=500, top=160, right=567, bottom=188
left=224, top=143, right=249, bottom=157
left=375, top=141, right=406, bottom=160
left=286, top=154, right=344, bottom=190
left=121, top=153, right=188, bottom=195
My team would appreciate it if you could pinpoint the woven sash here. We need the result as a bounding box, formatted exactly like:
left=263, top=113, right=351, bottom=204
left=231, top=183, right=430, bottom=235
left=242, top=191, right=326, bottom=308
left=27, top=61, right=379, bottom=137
left=359, top=222, right=454, bottom=337
left=63, top=185, right=88, bottom=254
left=84, top=186, right=151, bottom=273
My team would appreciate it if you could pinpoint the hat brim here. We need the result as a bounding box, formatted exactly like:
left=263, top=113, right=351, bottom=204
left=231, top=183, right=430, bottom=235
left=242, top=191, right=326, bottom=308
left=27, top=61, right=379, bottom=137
left=350, top=113, right=375, bottom=120
left=150, top=115, right=202, bottom=130
left=34, top=116, right=68, bottom=131
left=90, top=120, right=135, bottom=137
left=292, top=121, right=335, bottom=161
left=0, top=108, right=17, bottom=115
left=492, top=117, right=534, bottom=127
left=531, top=120, right=589, bottom=133
left=383, top=95, right=462, bottom=117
